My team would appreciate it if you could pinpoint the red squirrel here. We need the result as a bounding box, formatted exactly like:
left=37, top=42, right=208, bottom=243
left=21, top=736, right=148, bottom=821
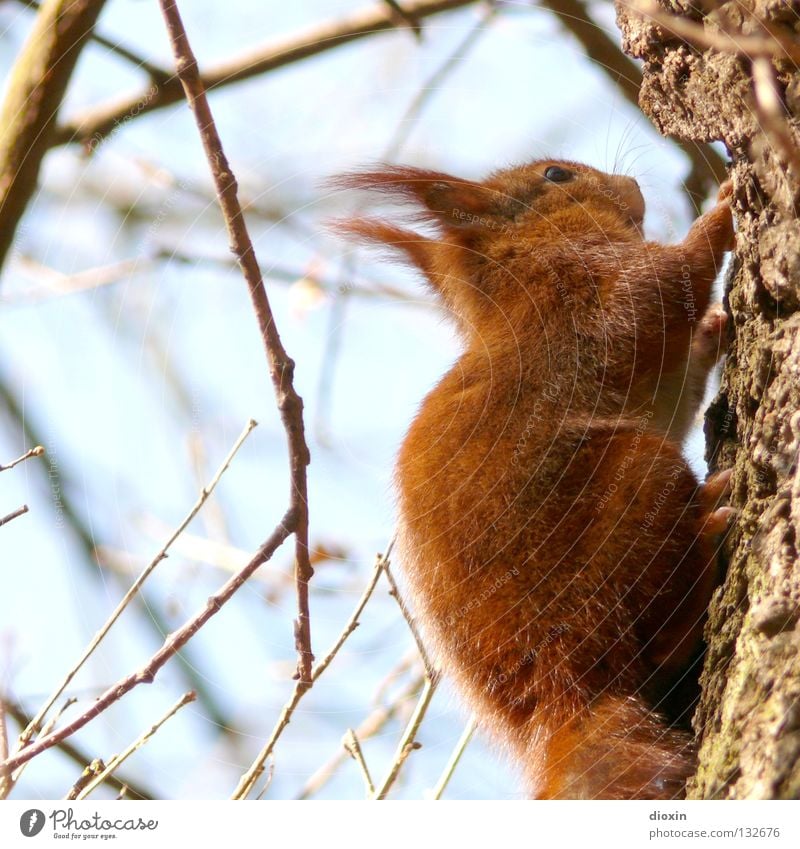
left=333, top=159, right=735, bottom=799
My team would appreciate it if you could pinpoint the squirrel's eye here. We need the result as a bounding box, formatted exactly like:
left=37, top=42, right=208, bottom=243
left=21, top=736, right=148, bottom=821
left=544, top=166, right=572, bottom=183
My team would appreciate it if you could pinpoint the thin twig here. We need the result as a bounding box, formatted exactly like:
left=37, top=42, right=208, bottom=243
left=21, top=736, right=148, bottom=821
left=0, top=697, right=153, bottom=800
left=55, top=0, right=484, bottom=147
left=157, top=0, right=315, bottom=685
left=17, top=0, right=172, bottom=83
left=297, top=666, right=424, bottom=799
left=1, top=515, right=291, bottom=775
left=368, top=551, right=441, bottom=799
left=372, top=650, right=418, bottom=706
left=0, top=378, right=227, bottom=727
left=312, top=2, right=487, bottom=438
left=372, top=673, right=439, bottom=799
left=254, top=756, right=276, bottom=800
left=65, top=759, right=105, bottom=800
left=0, top=446, right=44, bottom=472
left=1, top=249, right=422, bottom=307
left=76, top=692, right=196, bottom=799
left=630, top=0, right=800, bottom=64
left=382, top=0, right=423, bottom=40
left=343, top=729, right=376, bottom=796
left=231, top=548, right=391, bottom=799
left=383, top=4, right=497, bottom=160
left=16, top=419, right=258, bottom=752
left=8, top=697, right=76, bottom=792
left=430, top=715, right=476, bottom=799
left=5, top=256, right=144, bottom=303
left=380, top=554, right=436, bottom=678
left=752, top=56, right=800, bottom=178
left=315, top=546, right=391, bottom=680
left=0, top=506, right=29, bottom=528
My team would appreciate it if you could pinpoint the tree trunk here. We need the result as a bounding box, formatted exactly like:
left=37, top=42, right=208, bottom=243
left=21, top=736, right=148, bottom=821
left=616, top=0, right=800, bottom=799
left=0, top=0, right=108, bottom=272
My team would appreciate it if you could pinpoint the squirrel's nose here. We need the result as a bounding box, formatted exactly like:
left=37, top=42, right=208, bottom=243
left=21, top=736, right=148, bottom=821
left=610, top=175, right=645, bottom=230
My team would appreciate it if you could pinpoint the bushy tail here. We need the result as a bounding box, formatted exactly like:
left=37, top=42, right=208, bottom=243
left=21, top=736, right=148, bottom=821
left=534, top=695, right=696, bottom=800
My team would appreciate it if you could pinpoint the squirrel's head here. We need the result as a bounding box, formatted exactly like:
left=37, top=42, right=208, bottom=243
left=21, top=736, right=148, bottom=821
left=330, top=159, right=644, bottom=339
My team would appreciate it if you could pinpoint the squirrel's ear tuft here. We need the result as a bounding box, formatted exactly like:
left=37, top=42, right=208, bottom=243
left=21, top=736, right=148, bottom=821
left=327, top=216, right=436, bottom=275
left=328, top=165, right=504, bottom=229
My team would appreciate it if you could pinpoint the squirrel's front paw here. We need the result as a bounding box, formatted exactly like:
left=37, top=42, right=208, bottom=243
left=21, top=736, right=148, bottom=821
left=688, top=193, right=735, bottom=254
left=700, top=468, right=736, bottom=537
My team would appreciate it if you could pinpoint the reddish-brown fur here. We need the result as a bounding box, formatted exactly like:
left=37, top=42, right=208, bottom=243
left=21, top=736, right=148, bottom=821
left=333, top=160, right=735, bottom=799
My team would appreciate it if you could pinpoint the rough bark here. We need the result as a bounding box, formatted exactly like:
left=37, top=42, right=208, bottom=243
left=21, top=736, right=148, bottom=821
left=616, top=0, right=800, bottom=799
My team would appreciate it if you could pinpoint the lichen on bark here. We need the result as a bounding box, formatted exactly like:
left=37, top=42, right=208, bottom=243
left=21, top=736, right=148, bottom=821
left=616, top=0, right=800, bottom=799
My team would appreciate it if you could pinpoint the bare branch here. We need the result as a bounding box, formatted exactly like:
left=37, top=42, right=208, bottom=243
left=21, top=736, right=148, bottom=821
left=0, top=446, right=44, bottom=472
left=76, top=692, right=196, bottom=799
left=4, top=257, right=144, bottom=303
left=1, top=250, right=423, bottom=307
left=430, top=715, right=476, bottom=799
left=381, top=553, right=436, bottom=678
left=0, top=516, right=292, bottom=775
left=373, top=673, right=439, bottom=799
left=157, top=0, right=315, bottom=684
left=314, top=547, right=391, bottom=680
left=54, top=0, right=484, bottom=148
left=16, top=419, right=257, bottom=752
left=343, top=728, right=376, bottom=796
left=253, top=756, right=276, bottom=800
left=16, top=0, right=172, bottom=83
left=1, top=697, right=154, bottom=800
left=231, top=549, right=390, bottom=799
left=0, top=376, right=231, bottom=729
left=752, top=56, right=800, bottom=179
left=297, top=665, right=424, bottom=799
left=65, top=759, right=104, bottom=801
left=630, top=0, right=800, bottom=64
left=0, top=505, right=29, bottom=528
left=383, top=4, right=497, bottom=160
